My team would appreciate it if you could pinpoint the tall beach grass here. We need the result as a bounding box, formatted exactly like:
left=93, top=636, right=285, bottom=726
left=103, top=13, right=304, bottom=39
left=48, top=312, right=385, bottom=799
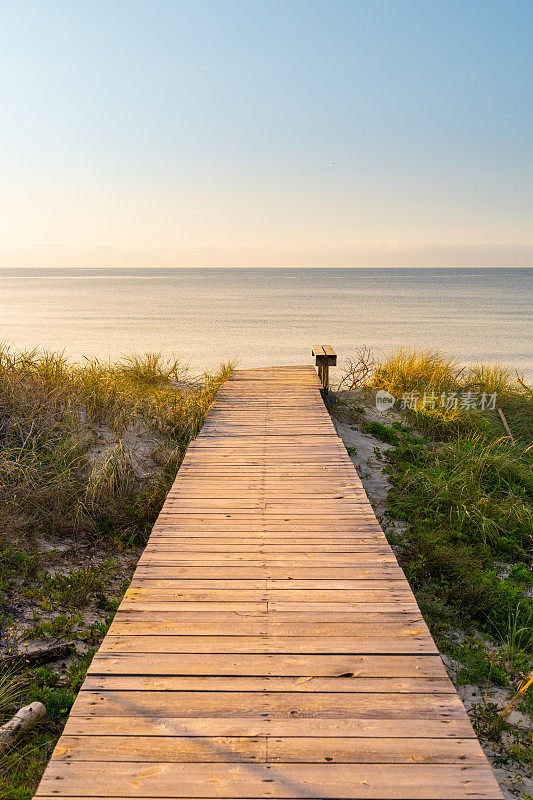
left=0, top=344, right=234, bottom=546
left=339, top=345, right=532, bottom=442
left=336, top=346, right=532, bottom=645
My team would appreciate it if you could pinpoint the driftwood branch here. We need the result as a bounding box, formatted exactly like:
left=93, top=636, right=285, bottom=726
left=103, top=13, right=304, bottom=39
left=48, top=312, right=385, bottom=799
left=337, top=347, right=376, bottom=391
left=0, top=701, right=46, bottom=753
left=2, top=641, right=75, bottom=668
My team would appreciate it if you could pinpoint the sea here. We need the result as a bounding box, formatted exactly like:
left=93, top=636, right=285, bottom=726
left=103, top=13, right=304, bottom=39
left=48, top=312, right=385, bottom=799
left=1, top=267, right=531, bottom=380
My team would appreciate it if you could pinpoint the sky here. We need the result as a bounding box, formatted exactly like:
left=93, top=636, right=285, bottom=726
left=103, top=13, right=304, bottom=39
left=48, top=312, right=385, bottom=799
left=0, top=0, right=532, bottom=268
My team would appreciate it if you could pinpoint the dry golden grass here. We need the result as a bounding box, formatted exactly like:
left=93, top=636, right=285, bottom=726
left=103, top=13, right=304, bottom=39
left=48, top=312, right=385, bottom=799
left=0, top=344, right=234, bottom=545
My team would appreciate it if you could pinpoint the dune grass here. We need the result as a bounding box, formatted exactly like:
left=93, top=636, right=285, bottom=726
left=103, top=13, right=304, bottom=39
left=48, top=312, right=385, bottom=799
left=337, top=346, right=532, bottom=639
left=371, top=346, right=532, bottom=442
left=0, top=344, right=233, bottom=797
left=0, top=344, right=233, bottom=546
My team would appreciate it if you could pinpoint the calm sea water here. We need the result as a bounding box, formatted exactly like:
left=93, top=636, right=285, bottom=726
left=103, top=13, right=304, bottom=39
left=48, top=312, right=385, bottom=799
left=1, top=268, right=531, bottom=379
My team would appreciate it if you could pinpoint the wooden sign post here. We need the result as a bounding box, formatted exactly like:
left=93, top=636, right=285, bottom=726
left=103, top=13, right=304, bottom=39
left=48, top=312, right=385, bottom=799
left=312, top=345, right=337, bottom=393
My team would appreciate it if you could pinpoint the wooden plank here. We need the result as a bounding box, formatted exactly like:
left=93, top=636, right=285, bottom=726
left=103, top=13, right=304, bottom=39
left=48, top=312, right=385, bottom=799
left=61, top=716, right=475, bottom=739
left=35, top=762, right=502, bottom=798
left=133, top=568, right=404, bottom=579
left=50, top=735, right=485, bottom=764
left=118, top=601, right=270, bottom=612
left=127, top=579, right=409, bottom=589
left=111, top=611, right=425, bottom=624
left=70, top=690, right=466, bottom=718
left=106, top=619, right=428, bottom=638
left=153, top=512, right=379, bottom=520
left=137, top=553, right=396, bottom=563
left=166, top=491, right=367, bottom=498
left=142, top=543, right=391, bottom=551
left=87, top=653, right=446, bottom=677
left=99, top=635, right=437, bottom=654
left=121, top=589, right=425, bottom=603
left=150, top=517, right=380, bottom=524
left=117, top=601, right=421, bottom=613
left=82, top=676, right=455, bottom=693
left=51, top=735, right=265, bottom=762
left=137, top=551, right=397, bottom=561
left=267, top=601, right=419, bottom=613
left=149, top=529, right=385, bottom=536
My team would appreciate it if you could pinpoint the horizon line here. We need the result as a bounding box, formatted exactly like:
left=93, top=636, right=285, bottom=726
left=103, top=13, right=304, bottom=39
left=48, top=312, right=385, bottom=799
left=1, top=265, right=532, bottom=270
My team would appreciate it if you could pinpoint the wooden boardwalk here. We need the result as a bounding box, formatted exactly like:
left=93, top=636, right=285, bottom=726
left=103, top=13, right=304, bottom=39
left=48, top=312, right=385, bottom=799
left=35, top=366, right=502, bottom=800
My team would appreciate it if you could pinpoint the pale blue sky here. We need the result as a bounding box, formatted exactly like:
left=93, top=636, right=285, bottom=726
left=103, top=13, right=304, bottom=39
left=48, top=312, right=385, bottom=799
left=1, top=0, right=532, bottom=266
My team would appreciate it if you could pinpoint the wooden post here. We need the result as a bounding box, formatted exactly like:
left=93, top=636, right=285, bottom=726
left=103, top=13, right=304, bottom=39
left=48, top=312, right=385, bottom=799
left=497, top=407, right=515, bottom=445
left=312, top=345, right=337, bottom=393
